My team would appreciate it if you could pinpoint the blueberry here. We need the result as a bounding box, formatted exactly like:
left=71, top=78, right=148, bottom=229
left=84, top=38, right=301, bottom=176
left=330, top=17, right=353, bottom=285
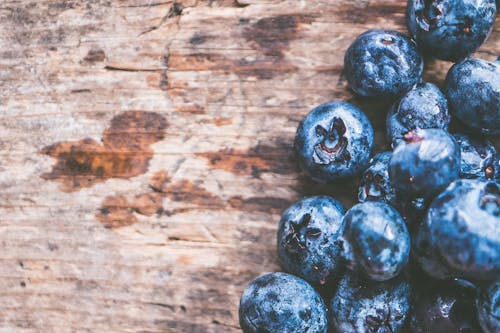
left=454, top=133, right=499, bottom=180
left=445, top=57, right=500, bottom=135
left=414, top=179, right=500, bottom=280
left=358, top=152, right=397, bottom=206
left=477, top=280, right=500, bottom=333
left=344, top=29, right=423, bottom=98
left=239, top=272, right=328, bottom=333
left=294, top=101, right=374, bottom=183
left=389, top=128, right=460, bottom=198
left=277, top=196, right=345, bottom=285
left=407, top=0, right=497, bottom=62
left=386, top=82, right=450, bottom=147
left=339, top=202, right=410, bottom=281
left=329, top=274, right=411, bottom=333
left=410, top=279, right=482, bottom=333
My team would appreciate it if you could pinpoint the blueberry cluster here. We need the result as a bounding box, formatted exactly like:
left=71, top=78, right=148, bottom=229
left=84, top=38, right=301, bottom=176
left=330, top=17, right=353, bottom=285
left=239, top=2, right=499, bottom=332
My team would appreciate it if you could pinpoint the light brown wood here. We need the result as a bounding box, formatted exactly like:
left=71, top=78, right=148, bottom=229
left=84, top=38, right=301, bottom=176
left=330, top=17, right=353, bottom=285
left=0, top=1, right=498, bottom=332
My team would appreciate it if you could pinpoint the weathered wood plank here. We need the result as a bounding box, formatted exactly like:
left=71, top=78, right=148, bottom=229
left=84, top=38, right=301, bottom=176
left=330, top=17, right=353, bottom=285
left=0, top=0, right=498, bottom=332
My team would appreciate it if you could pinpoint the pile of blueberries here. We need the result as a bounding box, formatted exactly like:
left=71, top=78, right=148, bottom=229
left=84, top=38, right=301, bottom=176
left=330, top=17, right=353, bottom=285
left=239, top=1, right=499, bottom=332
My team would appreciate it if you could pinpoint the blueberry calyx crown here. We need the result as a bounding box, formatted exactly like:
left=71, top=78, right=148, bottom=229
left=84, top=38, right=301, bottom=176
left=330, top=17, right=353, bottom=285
left=479, top=182, right=499, bottom=216
left=381, top=36, right=395, bottom=45
left=312, top=117, right=351, bottom=165
left=484, top=165, right=495, bottom=179
left=403, top=130, right=423, bottom=143
left=361, top=170, right=387, bottom=200
left=416, top=0, right=443, bottom=31
left=365, top=308, right=404, bottom=331
left=284, top=213, right=322, bottom=252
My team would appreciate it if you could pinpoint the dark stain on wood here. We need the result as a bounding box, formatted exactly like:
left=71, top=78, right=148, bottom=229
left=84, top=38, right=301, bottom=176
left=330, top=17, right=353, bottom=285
left=97, top=190, right=168, bottom=229
left=164, top=179, right=226, bottom=208
left=196, top=140, right=295, bottom=178
left=166, top=2, right=184, bottom=18
left=242, top=14, right=315, bottom=58
left=238, top=14, right=315, bottom=79
left=336, top=3, right=405, bottom=25
left=96, top=166, right=293, bottom=228
left=227, top=196, right=292, bottom=214
left=169, top=14, right=315, bottom=80
left=189, top=33, right=211, bottom=45
left=83, top=48, right=106, bottom=63
left=40, top=111, right=168, bottom=192
left=96, top=170, right=170, bottom=228
left=96, top=170, right=225, bottom=228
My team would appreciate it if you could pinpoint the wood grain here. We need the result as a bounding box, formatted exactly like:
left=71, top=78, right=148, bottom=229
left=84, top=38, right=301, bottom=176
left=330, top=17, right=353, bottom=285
left=0, top=1, right=498, bottom=332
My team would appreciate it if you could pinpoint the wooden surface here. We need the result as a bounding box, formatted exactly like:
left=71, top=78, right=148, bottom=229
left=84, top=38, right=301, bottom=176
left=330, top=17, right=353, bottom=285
left=0, top=1, right=498, bottom=332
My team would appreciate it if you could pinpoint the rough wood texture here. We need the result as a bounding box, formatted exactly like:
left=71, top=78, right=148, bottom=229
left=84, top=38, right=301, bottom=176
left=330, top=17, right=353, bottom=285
left=0, top=1, right=498, bottom=332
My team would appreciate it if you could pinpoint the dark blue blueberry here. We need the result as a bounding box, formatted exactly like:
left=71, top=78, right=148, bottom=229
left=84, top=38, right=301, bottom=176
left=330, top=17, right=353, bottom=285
left=294, top=101, right=374, bottom=183
left=389, top=128, right=460, bottom=198
left=329, top=274, right=411, bottom=333
left=358, top=152, right=397, bottom=206
left=239, top=272, right=328, bottom=333
left=414, top=179, right=500, bottom=280
left=454, top=133, right=499, bottom=181
left=477, top=280, right=500, bottom=333
left=277, top=196, right=345, bottom=285
left=407, top=0, right=497, bottom=62
left=386, top=82, right=450, bottom=147
left=344, top=29, right=423, bottom=98
left=410, top=279, right=482, bottom=333
left=339, top=202, right=410, bottom=281
left=445, top=57, right=500, bottom=135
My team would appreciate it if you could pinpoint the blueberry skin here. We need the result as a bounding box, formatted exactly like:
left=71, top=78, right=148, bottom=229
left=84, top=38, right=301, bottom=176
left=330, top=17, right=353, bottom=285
left=358, top=152, right=397, bottom=206
left=294, top=101, right=374, bottom=183
left=339, top=202, right=410, bottom=282
left=389, top=128, right=460, bottom=198
left=414, top=179, right=500, bottom=280
left=410, top=279, right=482, bottom=333
left=344, top=29, right=423, bottom=98
left=329, top=274, right=411, bottom=333
left=277, top=196, right=345, bottom=285
left=477, top=280, right=500, bottom=333
left=239, top=272, right=328, bottom=333
left=386, top=82, right=450, bottom=147
left=445, top=57, right=500, bottom=135
left=454, top=133, right=499, bottom=181
left=407, top=0, right=497, bottom=62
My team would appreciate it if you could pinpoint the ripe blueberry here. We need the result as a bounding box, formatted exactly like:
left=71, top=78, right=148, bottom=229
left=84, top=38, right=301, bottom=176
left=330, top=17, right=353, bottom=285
left=344, top=29, right=423, bottom=98
left=277, top=196, right=344, bottom=285
left=407, top=0, right=497, bottom=61
left=239, top=272, right=328, bottom=333
left=339, top=202, right=410, bottom=281
left=413, top=179, right=500, bottom=280
left=294, top=101, right=374, bottom=183
left=389, top=128, right=460, bottom=198
left=445, top=57, right=500, bottom=135
left=386, top=82, right=450, bottom=148
left=329, top=274, right=412, bottom=333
